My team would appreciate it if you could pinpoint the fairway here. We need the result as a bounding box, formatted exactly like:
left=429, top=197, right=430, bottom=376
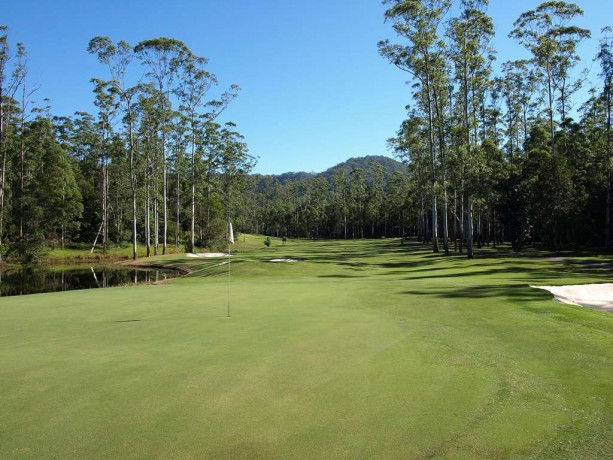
left=1, top=237, right=613, bottom=459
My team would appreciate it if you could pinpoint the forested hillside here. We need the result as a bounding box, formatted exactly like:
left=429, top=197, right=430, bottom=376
left=1, top=1, right=613, bottom=261
left=245, top=155, right=409, bottom=239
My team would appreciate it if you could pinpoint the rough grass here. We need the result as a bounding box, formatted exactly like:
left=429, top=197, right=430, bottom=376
left=1, top=237, right=612, bottom=459
left=45, top=242, right=186, bottom=263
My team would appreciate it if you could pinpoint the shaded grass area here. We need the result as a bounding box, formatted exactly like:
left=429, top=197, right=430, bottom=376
left=1, top=236, right=612, bottom=458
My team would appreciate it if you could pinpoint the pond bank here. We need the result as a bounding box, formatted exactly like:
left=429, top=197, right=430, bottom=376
left=0, top=264, right=183, bottom=297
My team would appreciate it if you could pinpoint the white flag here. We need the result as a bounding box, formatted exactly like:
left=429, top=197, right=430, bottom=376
left=228, top=221, right=235, bottom=244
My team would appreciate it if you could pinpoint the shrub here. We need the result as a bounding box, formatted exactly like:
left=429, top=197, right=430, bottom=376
left=4, top=235, right=48, bottom=265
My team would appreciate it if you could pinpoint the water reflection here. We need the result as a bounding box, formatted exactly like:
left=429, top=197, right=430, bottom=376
left=0, top=266, right=181, bottom=297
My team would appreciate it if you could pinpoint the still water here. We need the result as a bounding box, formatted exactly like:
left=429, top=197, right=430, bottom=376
left=0, top=265, right=182, bottom=297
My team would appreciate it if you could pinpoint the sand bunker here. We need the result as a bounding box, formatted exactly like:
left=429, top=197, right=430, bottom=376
left=186, top=253, right=231, bottom=258
left=532, top=283, right=613, bottom=312
left=267, top=258, right=301, bottom=263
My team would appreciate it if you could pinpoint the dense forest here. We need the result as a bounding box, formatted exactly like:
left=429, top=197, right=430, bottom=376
left=1, top=0, right=612, bottom=262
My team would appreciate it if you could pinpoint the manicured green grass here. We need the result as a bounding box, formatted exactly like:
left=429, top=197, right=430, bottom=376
left=1, top=237, right=612, bottom=458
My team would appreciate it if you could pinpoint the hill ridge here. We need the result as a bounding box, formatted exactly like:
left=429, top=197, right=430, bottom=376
left=258, top=155, right=406, bottom=183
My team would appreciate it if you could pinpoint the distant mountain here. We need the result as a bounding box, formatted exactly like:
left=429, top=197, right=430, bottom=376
left=256, top=155, right=406, bottom=184
left=319, top=155, right=406, bottom=182
left=273, top=171, right=316, bottom=184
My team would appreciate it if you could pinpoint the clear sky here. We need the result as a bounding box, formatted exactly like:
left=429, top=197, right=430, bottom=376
left=2, top=0, right=611, bottom=174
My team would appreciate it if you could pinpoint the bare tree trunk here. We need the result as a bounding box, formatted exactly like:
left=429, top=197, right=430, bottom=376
left=102, top=158, right=108, bottom=252
left=190, top=117, right=196, bottom=252
left=459, top=170, right=465, bottom=254
left=161, top=100, right=168, bottom=255
left=0, top=151, right=5, bottom=253
left=19, top=82, right=27, bottom=240
left=453, top=190, right=458, bottom=252
left=433, top=87, right=449, bottom=255
left=154, top=196, right=159, bottom=255
left=477, top=206, right=482, bottom=248
left=424, top=76, right=439, bottom=253
left=467, top=195, right=474, bottom=259
left=146, top=179, right=151, bottom=257
left=128, top=103, right=137, bottom=261
left=606, top=83, right=612, bottom=249
left=162, top=149, right=167, bottom=255
left=176, top=153, right=180, bottom=247
left=547, top=66, right=556, bottom=156
left=0, top=104, right=6, bottom=257
left=0, top=82, right=5, bottom=258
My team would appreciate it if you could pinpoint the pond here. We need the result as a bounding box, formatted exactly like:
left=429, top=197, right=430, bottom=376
left=0, top=265, right=182, bottom=297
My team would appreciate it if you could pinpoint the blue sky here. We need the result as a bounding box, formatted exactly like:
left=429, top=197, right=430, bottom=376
left=2, top=0, right=611, bottom=174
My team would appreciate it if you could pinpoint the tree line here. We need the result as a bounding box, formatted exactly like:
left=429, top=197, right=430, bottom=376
left=2, top=0, right=613, bottom=261
left=238, top=0, right=613, bottom=254
left=0, top=29, right=254, bottom=261
left=377, top=0, right=613, bottom=257
left=241, top=162, right=411, bottom=239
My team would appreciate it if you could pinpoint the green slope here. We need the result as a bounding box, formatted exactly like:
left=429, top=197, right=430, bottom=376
left=1, top=237, right=612, bottom=459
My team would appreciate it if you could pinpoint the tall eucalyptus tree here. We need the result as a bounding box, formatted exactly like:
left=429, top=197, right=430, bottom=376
left=0, top=27, right=26, bottom=253
left=176, top=54, right=216, bottom=252
left=379, top=0, right=451, bottom=253
left=510, top=1, right=590, bottom=157
left=389, top=114, right=430, bottom=241
left=134, top=38, right=191, bottom=255
left=14, top=42, right=38, bottom=241
left=91, top=79, right=117, bottom=252
left=88, top=37, right=140, bottom=259
left=447, top=0, right=495, bottom=258
left=597, top=28, right=613, bottom=248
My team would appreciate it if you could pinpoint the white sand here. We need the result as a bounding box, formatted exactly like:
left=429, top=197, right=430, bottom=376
left=267, top=258, right=300, bottom=263
left=186, top=253, right=231, bottom=258
left=532, top=283, right=613, bottom=312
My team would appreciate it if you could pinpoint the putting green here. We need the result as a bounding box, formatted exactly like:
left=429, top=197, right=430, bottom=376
left=1, top=237, right=612, bottom=458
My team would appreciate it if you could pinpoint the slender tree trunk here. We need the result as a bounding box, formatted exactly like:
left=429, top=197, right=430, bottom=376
left=146, top=172, right=151, bottom=257
left=176, top=150, right=180, bottom=247
left=19, top=83, right=26, bottom=240
left=0, top=99, right=6, bottom=256
left=102, top=168, right=107, bottom=251
left=424, top=75, right=439, bottom=253
left=606, top=83, right=612, bottom=249
left=467, top=195, right=474, bottom=259
left=162, top=86, right=172, bottom=255
left=547, top=66, right=556, bottom=156
left=0, top=82, right=4, bottom=257
left=154, top=196, right=159, bottom=255
left=454, top=190, right=458, bottom=252
left=462, top=52, right=473, bottom=259
left=561, top=81, right=568, bottom=155
left=162, top=144, right=167, bottom=255
left=0, top=151, right=5, bottom=252
left=128, top=102, right=137, bottom=261
left=477, top=207, right=482, bottom=248
left=190, top=116, right=196, bottom=252
left=523, top=105, right=529, bottom=148
left=433, top=88, right=449, bottom=255
left=491, top=208, right=495, bottom=245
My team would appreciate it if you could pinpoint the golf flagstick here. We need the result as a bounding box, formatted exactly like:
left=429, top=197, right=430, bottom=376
left=227, top=220, right=234, bottom=317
